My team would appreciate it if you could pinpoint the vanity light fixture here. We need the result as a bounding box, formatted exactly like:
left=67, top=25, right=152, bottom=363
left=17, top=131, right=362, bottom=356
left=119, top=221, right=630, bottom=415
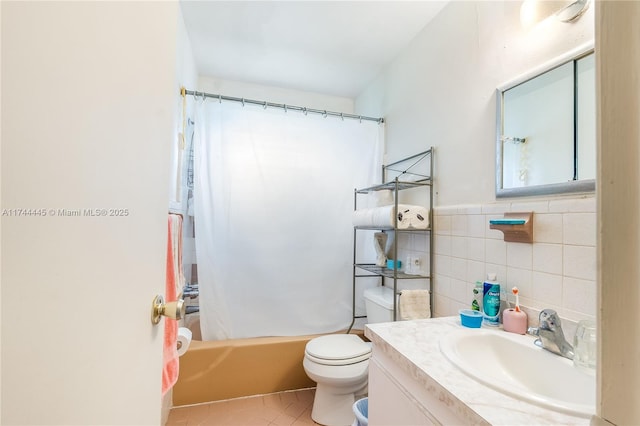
left=555, top=0, right=590, bottom=22
left=520, top=0, right=590, bottom=28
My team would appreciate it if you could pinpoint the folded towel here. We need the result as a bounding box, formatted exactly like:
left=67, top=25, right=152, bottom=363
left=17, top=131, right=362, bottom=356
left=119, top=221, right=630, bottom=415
left=399, top=289, right=431, bottom=320
left=352, top=204, right=429, bottom=229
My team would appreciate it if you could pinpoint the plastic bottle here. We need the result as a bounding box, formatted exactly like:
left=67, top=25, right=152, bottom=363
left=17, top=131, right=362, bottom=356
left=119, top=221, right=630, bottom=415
left=483, top=273, right=501, bottom=326
left=471, top=281, right=483, bottom=311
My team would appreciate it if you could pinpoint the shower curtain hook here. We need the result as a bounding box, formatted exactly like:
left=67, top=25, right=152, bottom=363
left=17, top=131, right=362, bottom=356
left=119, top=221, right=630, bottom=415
left=263, top=101, right=268, bottom=110
left=284, top=104, right=288, bottom=113
left=359, top=115, right=362, bottom=123
left=218, top=94, right=222, bottom=104
left=323, top=110, right=327, bottom=118
left=340, top=113, right=344, bottom=121
left=241, top=98, right=245, bottom=107
left=303, top=107, right=307, bottom=116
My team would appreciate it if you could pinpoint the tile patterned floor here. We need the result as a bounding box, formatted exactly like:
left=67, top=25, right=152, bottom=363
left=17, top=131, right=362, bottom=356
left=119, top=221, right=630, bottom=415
left=167, top=388, right=319, bottom=426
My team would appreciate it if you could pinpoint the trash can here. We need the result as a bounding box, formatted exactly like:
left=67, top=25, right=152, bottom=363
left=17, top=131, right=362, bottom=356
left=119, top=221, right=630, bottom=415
left=352, top=397, right=368, bottom=426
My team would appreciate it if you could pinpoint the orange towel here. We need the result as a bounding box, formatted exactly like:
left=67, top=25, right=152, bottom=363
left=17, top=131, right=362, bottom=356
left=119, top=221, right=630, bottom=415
left=162, top=215, right=182, bottom=396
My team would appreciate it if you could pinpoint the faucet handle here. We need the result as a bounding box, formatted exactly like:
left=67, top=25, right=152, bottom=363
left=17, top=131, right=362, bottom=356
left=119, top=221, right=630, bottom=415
left=538, top=308, right=562, bottom=331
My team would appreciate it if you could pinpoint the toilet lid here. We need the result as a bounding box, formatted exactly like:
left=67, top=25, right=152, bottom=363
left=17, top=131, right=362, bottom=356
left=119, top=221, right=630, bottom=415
left=305, top=334, right=371, bottom=362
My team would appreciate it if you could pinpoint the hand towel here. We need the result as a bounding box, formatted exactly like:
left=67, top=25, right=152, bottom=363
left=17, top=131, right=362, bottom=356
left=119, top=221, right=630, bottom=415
left=170, top=214, right=184, bottom=296
left=399, top=289, right=431, bottom=320
left=162, top=215, right=182, bottom=396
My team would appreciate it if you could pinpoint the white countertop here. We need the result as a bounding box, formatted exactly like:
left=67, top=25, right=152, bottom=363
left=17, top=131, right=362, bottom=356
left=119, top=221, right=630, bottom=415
left=365, top=316, right=592, bottom=425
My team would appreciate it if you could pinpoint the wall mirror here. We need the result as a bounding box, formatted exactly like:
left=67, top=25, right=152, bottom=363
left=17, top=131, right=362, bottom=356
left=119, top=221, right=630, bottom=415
left=496, top=43, right=595, bottom=198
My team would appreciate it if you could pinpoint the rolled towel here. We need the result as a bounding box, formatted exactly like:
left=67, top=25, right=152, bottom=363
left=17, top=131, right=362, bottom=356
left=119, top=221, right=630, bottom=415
left=352, top=204, right=429, bottom=229
left=399, top=289, right=431, bottom=320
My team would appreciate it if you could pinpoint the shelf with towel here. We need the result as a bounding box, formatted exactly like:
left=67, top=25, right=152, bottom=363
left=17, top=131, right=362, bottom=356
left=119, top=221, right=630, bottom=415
left=349, top=148, right=434, bottom=331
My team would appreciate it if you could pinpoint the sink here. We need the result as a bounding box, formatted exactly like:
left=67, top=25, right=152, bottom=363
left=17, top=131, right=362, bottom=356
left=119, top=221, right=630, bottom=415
left=440, top=327, right=595, bottom=418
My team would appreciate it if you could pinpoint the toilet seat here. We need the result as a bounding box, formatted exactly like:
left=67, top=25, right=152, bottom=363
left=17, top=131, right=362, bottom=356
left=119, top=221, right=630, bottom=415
left=305, top=334, right=371, bottom=366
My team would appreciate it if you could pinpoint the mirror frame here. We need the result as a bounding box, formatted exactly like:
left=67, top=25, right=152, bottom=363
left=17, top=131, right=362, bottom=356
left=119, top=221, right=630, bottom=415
left=496, top=42, right=595, bottom=198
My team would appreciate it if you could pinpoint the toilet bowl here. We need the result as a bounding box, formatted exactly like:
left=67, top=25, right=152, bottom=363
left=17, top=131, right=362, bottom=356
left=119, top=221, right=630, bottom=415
left=303, top=334, right=372, bottom=426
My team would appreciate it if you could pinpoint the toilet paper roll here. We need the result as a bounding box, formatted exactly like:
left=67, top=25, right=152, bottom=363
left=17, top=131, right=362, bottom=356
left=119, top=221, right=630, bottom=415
left=177, top=327, right=192, bottom=357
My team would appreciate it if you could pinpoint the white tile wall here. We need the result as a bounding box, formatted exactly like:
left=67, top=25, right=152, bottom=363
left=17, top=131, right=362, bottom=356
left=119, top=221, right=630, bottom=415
left=387, top=232, right=432, bottom=292
left=432, top=195, right=596, bottom=322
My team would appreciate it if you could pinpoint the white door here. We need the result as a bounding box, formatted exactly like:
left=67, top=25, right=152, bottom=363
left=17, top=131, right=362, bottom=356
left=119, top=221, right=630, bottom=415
left=1, top=2, right=179, bottom=424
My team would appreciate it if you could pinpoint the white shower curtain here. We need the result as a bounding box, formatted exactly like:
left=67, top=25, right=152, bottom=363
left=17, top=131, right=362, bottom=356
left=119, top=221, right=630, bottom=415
left=194, top=99, right=383, bottom=340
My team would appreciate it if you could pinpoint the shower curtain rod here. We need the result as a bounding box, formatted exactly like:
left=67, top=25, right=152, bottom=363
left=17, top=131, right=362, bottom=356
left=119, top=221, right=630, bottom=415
left=181, top=88, right=384, bottom=124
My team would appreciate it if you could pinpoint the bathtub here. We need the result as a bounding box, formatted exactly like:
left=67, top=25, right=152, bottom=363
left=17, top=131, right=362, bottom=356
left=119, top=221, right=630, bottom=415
left=173, top=314, right=363, bottom=406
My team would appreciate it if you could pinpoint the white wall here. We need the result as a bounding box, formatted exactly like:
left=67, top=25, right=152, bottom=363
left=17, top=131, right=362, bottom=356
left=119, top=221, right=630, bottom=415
left=355, top=1, right=596, bottom=322
left=169, top=6, right=200, bottom=213
left=356, top=1, right=594, bottom=206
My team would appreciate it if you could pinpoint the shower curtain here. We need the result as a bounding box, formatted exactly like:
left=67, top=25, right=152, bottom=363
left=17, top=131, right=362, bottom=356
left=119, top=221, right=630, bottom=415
left=194, top=99, right=383, bottom=340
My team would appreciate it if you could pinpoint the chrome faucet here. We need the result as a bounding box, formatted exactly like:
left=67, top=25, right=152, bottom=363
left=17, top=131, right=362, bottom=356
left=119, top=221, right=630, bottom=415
left=182, top=284, right=199, bottom=299
left=527, top=309, right=574, bottom=360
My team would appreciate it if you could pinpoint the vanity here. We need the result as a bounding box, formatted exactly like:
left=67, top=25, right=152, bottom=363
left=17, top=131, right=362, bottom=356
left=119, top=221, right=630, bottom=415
left=364, top=317, right=594, bottom=425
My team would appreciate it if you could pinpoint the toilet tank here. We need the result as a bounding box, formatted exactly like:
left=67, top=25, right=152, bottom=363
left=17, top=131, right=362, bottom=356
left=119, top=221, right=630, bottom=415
left=363, top=286, right=395, bottom=323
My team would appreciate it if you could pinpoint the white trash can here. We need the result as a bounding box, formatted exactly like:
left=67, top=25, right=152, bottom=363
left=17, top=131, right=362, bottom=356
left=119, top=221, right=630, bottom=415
left=352, top=397, right=368, bottom=426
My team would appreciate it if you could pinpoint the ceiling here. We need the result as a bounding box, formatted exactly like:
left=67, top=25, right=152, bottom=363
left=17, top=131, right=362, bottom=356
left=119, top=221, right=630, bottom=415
left=180, top=1, right=449, bottom=98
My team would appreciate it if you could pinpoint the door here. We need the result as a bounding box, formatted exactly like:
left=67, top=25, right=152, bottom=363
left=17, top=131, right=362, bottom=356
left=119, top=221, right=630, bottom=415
left=1, top=2, right=178, bottom=424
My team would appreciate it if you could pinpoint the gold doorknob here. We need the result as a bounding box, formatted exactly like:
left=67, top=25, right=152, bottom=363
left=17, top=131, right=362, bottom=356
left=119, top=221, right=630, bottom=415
left=151, top=295, right=186, bottom=325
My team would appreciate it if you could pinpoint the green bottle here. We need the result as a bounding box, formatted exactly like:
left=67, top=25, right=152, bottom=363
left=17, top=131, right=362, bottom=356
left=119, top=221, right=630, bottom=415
left=471, top=281, right=482, bottom=311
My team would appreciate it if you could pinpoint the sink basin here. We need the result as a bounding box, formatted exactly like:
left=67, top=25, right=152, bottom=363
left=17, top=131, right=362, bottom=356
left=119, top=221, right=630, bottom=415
left=440, top=327, right=595, bottom=418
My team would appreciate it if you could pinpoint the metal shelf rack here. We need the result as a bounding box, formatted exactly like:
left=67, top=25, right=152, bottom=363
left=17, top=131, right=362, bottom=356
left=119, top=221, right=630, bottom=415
left=349, top=148, right=434, bottom=331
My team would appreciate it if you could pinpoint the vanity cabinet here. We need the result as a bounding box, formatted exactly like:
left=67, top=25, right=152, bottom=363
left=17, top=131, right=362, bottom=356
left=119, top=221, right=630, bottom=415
left=365, top=317, right=591, bottom=425
left=368, top=347, right=467, bottom=425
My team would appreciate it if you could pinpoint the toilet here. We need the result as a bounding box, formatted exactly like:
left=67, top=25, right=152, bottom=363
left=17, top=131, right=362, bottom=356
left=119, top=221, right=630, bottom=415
left=303, top=334, right=371, bottom=426
left=303, top=286, right=394, bottom=426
